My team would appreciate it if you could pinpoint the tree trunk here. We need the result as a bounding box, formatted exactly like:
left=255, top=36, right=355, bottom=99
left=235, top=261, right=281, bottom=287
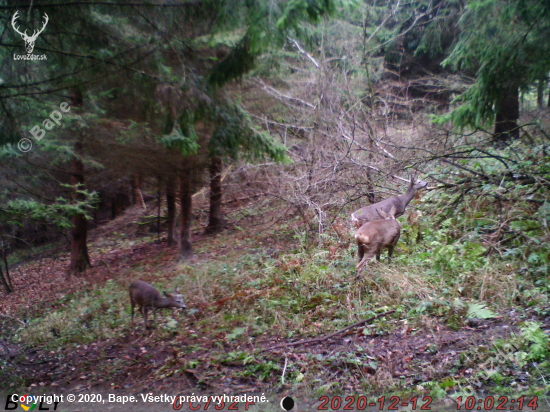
left=366, top=133, right=375, bottom=203
left=494, top=86, right=519, bottom=142
left=133, top=173, right=146, bottom=209
left=0, top=265, right=12, bottom=294
left=537, top=79, right=545, bottom=110
left=1, top=242, right=14, bottom=291
left=0, top=238, right=13, bottom=293
left=68, top=141, right=91, bottom=276
left=156, top=177, right=162, bottom=242
left=111, top=195, right=117, bottom=219
left=205, top=156, right=225, bottom=234
left=166, top=177, right=177, bottom=246
left=178, top=174, right=193, bottom=260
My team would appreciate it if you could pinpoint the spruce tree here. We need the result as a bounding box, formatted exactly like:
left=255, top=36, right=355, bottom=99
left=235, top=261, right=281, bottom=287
left=438, top=0, right=550, bottom=142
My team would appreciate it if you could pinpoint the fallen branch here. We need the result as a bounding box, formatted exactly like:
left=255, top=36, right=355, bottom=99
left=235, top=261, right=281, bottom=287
left=0, top=313, right=26, bottom=326
left=262, top=310, right=395, bottom=352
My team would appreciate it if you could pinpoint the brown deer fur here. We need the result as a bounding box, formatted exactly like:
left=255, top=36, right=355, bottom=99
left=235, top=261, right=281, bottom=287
left=351, top=176, right=428, bottom=228
left=129, top=280, right=186, bottom=330
left=355, top=206, right=402, bottom=273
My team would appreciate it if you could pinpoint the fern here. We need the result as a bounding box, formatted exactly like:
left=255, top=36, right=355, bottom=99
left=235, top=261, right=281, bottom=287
left=520, top=322, right=550, bottom=362
left=466, top=302, right=496, bottom=319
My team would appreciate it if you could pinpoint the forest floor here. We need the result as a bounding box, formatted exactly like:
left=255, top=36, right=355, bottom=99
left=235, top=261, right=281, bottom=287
left=1, top=203, right=549, bottom=411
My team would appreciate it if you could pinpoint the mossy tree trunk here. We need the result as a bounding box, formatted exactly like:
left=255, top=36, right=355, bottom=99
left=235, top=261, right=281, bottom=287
left=166, top=177, right=177, bottom=246
left=205, top=156, right=225, bottom=234
left=178, top=174, right=193, bottom=260
left=68, top=140, right=92, bottom=276
left=494, top=86, right=519, bottom=142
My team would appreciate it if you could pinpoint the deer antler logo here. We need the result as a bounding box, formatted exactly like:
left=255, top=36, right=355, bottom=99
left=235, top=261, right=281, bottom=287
left=11, top=11, right=49, bottom=54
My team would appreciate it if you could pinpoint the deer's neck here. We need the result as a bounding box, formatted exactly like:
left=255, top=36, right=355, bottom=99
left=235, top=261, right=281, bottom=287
left=153, top=297, right=173, bottom=308
left=399, top=187, right=416, bottom=206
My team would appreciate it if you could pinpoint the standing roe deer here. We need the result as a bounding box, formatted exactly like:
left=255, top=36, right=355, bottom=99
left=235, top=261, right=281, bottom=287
left=351, top=176, right=428, bottom=228
left=355, top=205, right=402, bottom=273
left=129, top=280, right=187, bottom=330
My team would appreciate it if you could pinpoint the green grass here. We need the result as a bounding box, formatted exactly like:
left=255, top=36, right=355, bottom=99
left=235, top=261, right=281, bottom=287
left=2, top=197, right=550, bottom=401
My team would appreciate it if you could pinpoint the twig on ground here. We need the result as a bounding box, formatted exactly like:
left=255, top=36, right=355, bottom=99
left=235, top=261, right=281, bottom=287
left=262, top=310, right=396, bottom=352
left=281, top=355, right=288, bottom=384
left=0, top=313, right=26, bottom=326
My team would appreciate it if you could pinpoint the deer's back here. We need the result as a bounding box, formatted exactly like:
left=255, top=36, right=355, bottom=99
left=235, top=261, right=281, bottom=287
left=355, top=219, right=401, bottom=245
left=129, top=280, right=162, bottom=307
left=352, top=198, right=405, bottom=225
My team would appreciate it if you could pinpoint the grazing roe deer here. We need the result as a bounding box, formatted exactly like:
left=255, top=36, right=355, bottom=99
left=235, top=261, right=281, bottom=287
left=355, top=206, right=402, bottom=273
left=351, top=176, right=428, bottom=228
left=129, top=280, right=187, bottom=330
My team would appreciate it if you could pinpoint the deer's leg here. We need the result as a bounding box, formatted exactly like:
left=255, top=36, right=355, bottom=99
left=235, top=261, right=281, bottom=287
left=356, top=248, right=377, bottom=273
left=357, top=244, right=365, bottom=261
left=356, top=257, right=367, bottom=273
left=143, top=306, right=149, bottom=330
left=387, top=245, right=395, bottom=263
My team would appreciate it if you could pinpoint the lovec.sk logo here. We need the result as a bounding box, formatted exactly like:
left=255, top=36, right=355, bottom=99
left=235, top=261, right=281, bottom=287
left=11, top=11, right=48, bottom=60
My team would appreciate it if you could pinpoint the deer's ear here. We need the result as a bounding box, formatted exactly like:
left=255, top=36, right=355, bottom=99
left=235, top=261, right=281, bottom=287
left=377, top=208, right=388, bottom=219
left=164, top=291, right=172, bottom=298
left=174, top=287, right=179, bottom=294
